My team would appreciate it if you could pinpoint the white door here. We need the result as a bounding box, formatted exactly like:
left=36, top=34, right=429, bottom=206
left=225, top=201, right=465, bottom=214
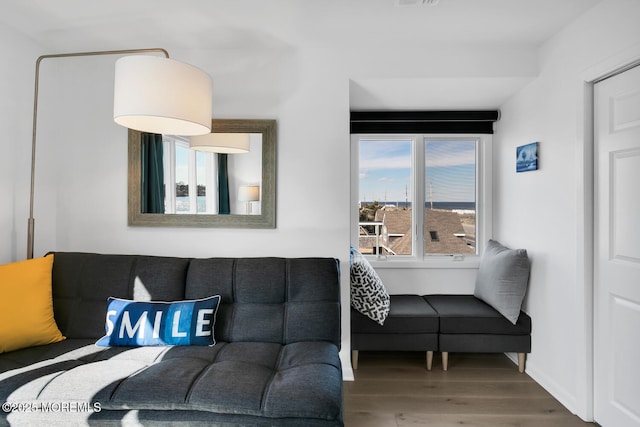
left=594, top=64, right=640, bottom=427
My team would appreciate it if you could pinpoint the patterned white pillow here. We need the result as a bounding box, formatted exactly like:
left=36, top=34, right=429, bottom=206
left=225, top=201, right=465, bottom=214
left=350, top=248, right=390, bottom=325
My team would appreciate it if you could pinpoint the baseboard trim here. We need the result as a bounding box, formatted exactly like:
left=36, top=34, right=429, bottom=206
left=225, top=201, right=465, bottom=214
left=509, top=352, right=592, bottom=422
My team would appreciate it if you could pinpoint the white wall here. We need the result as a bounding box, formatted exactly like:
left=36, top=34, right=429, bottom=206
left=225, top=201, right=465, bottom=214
left=0, top=25, right=41, bottom=264
left=494, top=0, right=640, bottom=420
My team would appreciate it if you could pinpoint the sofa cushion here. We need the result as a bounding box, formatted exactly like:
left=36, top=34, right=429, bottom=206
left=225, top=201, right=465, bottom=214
left=0, top=339, right=98, bottom=373
left=424, top=295, right=531, bottom=335
left=50, top=254, right=341, bottom=347
left=473, top=239, right=531, bottom=324
left=52, top=253, right=191, bottom=339
left=96, top=295, right=221, bottom=347
left=0, top=255, right=65, bottom=353
left=0, top=341, right=343, bottom=423
left=185, top=257, right=341, bottom=347
left=352, top=295, right=438, bottom=334
left=350, top=248, right=390, bottom=325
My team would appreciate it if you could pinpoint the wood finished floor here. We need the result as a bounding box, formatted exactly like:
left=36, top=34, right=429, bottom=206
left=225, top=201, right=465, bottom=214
left=343, top=351, right=594, bottom=427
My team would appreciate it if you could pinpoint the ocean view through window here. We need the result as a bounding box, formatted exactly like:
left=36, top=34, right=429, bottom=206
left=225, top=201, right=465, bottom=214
left=352, top=134, right=491, bottom=261
left=425, top=138, right=476, bottom=254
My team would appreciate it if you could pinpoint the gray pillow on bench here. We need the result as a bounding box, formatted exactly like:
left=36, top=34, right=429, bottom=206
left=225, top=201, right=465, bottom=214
left=474, top=240, right=530, bottom=324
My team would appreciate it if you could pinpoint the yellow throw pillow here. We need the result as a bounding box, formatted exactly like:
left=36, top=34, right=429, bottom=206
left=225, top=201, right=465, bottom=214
left=0, top=254, right=65, bottom=353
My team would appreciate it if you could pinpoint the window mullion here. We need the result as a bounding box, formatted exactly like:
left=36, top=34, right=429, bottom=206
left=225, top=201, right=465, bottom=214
left=478, top=135, right=493, bottom=256
left=187, top=149, right=197, bottom=214
left=414, top=136, right=426, bottom=259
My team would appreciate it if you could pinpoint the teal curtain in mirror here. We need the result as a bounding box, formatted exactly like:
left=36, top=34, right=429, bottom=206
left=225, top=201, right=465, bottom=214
left=141, top=133, right=165, bottom=213
left=218, top=153, right=230, bottom=214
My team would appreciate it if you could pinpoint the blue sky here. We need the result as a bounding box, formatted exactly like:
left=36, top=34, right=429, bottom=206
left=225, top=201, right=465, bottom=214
left=359, top=138, right=476, bottom=204
left=175, top=145, right=207, bottom=186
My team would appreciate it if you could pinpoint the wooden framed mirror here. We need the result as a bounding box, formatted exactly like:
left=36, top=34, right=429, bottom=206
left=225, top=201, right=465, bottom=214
left=128, top=119, right=276, bottom=228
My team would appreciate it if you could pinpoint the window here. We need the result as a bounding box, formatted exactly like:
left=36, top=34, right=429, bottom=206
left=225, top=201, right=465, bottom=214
left=424, top=138, right=477, bottom=254
left=163, top=136, right=216, bottom=214
left=351, top=134, right=492, bottom=262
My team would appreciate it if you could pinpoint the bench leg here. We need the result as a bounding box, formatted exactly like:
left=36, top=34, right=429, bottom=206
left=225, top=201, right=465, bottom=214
left=518, top=353, right=526, bottom=373
left=426, top=351, right=433, bottom=371
left=352, top=350, right=359, bottom=370
left=442, top=351, right=448, bottom=371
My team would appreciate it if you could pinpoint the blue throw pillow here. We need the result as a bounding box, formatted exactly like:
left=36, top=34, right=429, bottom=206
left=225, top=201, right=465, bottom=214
left=96, top=295, right=221, bottom=347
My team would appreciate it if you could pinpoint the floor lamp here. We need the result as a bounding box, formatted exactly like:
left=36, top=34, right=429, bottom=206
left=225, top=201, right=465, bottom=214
left=27, top=48, right=213, bottom=259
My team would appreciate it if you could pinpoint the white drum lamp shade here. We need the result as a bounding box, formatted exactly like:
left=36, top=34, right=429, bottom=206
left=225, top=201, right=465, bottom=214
left=113, top=55, right=212, bottom=136
left=238, top=185, right=260, bottom=202
left=190, top=133, right=251, bottom=153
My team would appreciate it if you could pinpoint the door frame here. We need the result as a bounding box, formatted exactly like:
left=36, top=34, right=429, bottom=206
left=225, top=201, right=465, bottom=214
left=577, top=46, right=640, bottom=422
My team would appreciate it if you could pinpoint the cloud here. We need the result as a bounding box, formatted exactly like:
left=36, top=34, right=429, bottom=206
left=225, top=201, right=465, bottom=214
left=426, top=141, right=476, bottom=168
left=360, top=155, right=410, bottom=171
left=360, top=139, right=476, bottom=170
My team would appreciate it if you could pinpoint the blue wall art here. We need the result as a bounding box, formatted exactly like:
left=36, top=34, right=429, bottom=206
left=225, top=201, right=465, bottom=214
left=516, top=142, right=538, bottom=173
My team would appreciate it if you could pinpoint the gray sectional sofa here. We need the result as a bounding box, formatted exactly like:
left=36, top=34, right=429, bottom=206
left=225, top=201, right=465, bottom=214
left=0, top=253, right=343, bottom=426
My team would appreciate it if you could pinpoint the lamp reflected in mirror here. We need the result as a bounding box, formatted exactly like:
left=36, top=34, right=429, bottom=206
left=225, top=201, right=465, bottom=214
left=238, top=185, right=260, bottom=214
left=190, top=133, right=251, bottom=153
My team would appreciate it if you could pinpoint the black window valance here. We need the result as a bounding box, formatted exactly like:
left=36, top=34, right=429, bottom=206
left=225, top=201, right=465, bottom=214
left=350, top=110, right=500, bottom=134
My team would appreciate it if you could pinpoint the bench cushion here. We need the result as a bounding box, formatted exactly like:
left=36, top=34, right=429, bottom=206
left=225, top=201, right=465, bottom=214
left=424, top=295, right=531, bottom=335
left=351, top=295, right=438, bottom=334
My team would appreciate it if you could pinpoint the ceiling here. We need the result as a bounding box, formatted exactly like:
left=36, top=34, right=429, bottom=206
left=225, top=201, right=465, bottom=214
left=1, top=0, right=600, bottom=50
left=1, top=0, right=601, bottom=109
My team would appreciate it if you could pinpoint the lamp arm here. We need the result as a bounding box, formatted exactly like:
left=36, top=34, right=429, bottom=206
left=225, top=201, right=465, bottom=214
left=27, top=48, right=170, bottom=259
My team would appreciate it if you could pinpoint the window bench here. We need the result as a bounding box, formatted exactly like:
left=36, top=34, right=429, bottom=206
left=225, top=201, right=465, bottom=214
left=351, top=295, right=438, bottom=370
left=351, top=294, right=532, bottom=372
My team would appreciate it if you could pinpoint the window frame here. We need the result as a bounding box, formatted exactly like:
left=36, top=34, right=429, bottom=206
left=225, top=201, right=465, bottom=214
left=350, top=133, right=493, bottom=269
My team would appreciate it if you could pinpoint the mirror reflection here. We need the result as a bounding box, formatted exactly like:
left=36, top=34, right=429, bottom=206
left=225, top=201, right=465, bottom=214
left=128, top=119, right=276, bottom=228
left=161, top=134, right=262, bottom=215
